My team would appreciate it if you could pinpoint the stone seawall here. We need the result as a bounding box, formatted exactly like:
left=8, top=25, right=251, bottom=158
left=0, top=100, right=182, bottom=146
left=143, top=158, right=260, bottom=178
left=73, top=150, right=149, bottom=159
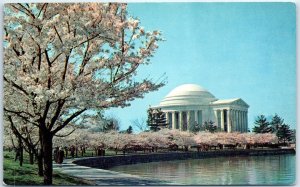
left=73, top=148, right=295, bottom=169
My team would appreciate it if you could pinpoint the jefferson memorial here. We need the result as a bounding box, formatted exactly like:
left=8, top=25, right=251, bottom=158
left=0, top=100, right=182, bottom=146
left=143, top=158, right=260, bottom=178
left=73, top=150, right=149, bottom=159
left=152, top=84, right=249, bottom=133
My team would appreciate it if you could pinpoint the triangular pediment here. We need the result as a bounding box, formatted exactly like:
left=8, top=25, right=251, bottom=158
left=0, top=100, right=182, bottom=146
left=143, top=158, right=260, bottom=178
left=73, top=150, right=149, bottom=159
left=212, top=98, right=249, bottom=108
left=231, top=98, right=249, bottom=107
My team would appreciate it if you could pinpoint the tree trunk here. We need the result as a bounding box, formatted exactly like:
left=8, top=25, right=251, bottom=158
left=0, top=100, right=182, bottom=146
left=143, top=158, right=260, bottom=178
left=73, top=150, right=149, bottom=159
left=42, top=133, right=53, bottom=185
left=19, top=146, right=23, bottom=166
left=17, top=137, right=23, bottom=166
left=38, top=148, right=44, bottom=176
left=34, top=148, right=38, bottom=161
left=38, top=129, right=44, bottom=176
left=65, top=148, right=68, bottom=159
left=29, top=150, right=34, bottom=165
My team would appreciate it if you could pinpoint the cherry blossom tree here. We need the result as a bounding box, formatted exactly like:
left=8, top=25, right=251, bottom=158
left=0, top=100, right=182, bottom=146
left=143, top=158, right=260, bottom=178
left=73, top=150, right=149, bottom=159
left=105, top=131, right=133, bottom=154
left=3, top=128, right=14, bottom=151
left=136, top=132, right=156, bottom=152
left=175, top=131, right=196, bottom=151
left=4, top=3, right=164, bottom=184
left=194, top=132, right=215, bottom=151
left=88, top=132, right=110, bottom=156
left=4, top=116, right=40, bottom=166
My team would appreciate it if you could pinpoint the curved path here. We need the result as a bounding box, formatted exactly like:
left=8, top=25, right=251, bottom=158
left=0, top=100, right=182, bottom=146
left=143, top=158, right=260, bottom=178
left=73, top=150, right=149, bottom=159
left=53, top=158, right=174, bottom=185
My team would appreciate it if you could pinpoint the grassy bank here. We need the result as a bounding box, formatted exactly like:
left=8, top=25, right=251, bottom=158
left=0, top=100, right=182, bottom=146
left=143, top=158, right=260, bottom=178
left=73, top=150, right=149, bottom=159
left=3, top=151, right=89, bottom=185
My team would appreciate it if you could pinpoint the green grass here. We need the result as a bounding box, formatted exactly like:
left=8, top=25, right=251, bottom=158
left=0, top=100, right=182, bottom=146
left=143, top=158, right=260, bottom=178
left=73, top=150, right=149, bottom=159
left=3, top=151, right=90, bottom=185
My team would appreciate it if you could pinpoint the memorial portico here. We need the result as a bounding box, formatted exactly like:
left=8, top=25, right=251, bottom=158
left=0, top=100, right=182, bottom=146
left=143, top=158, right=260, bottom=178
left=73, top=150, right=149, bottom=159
left=151, top=84, right=249, bottom=133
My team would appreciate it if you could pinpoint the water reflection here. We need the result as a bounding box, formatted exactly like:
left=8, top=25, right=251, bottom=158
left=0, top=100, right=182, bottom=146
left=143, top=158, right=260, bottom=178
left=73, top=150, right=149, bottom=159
left=110, top=154, right=295, bottom=185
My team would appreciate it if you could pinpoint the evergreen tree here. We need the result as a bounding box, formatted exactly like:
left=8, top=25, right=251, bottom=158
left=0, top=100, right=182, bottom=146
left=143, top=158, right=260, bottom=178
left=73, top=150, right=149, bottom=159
left=190, top=122, right=201, bottom=133
left=147, top=108, right=168, bottom=132
left=103, top=120, right=119, bottom=132
left=270, top=114, right=284, bottom=133
left=126, top=125, right=133, bottom=134
left=276, top=124, right=293, bottom=144
left=252, top=115, right=271, bottom=133
left=202, top=120, right=217, bottom=133
left=290, top=129, right=296, bottom=143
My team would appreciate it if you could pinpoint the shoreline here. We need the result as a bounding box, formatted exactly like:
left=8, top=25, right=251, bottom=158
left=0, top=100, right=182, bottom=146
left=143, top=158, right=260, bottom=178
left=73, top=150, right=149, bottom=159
left=73, top=148, right=295, bottom=169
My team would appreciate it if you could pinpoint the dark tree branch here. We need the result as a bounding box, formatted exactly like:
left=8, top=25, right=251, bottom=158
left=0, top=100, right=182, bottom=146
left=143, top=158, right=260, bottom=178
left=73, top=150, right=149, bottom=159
left=78, top=41, right=90, bottom=75
left=72, top=33, right=114, bottom=50
left=54, top=128, right=76, bottom=138
left=48, top=100, right=66, bottom=131
left=17, top=3, right=35, bottom=18
left=10, top=5, right=32, bottom=18
left=37, top=3, right=47, bottom=18
left=41, top=101, right=51, bottom=124
left=51, top=108, right=86, bottom=135
left=4, top=76, right=29, bottom=96
left=53, top=26, right=63, bottom=44
left=45, top=49, right=52, bottom=89
left=4, top=108, right=34, bottom=118
left=7, top=115, right=34, bottom=149
left=62, top=54, right=70, bottom=82
left=50, top=53, right=63, bottom=64
left=113, top=63, right=139, bottom=84
left=4, top=108, right=39, bottom=127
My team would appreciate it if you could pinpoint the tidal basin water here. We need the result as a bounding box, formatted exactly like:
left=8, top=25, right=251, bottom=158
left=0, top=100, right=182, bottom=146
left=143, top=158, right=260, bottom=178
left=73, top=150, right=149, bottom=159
left=110, top=154, right=295, bottom=185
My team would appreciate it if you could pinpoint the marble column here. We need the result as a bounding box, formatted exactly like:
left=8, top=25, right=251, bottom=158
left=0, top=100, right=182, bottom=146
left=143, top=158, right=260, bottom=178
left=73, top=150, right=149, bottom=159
left=172, top=112, right=176, bottom=130
left=245, top=111, right=248, bottom=132
left=194, top=110, right=198, bottom=125
left=227, top=109, right=231, bottom=132
left=235, top=110, right=238, bottom=131
left=232, top=110, right=236, bottom=131
left=179, top=111, right=183, bottom=131
left=187, top=111, right=191, bottom=132
left=165, top=112, right=169, bottom=129
left=242, top=111, right=245, bottom=132
left=221, top=110, right=224, bottom=131
left=236, top=110, right=239, bottom=132
left=243, top=111, right=246, bottom=132
left=214, top=110, right=218, bottom=128
left=239, top=111, right=242, bottom=132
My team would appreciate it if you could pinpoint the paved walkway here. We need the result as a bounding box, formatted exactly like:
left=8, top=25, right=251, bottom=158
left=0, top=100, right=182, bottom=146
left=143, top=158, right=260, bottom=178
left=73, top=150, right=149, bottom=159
left=53, top=158, right=174, bottom=185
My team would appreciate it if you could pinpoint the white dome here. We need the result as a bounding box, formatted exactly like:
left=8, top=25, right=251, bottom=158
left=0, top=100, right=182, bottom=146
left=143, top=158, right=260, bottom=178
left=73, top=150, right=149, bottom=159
left=159, top=84, right=217, bottom=106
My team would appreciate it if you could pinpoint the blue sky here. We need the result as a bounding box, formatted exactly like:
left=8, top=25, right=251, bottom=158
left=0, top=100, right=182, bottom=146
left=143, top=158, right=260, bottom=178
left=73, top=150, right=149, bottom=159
left=106, top=2, right=296, bottom=131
